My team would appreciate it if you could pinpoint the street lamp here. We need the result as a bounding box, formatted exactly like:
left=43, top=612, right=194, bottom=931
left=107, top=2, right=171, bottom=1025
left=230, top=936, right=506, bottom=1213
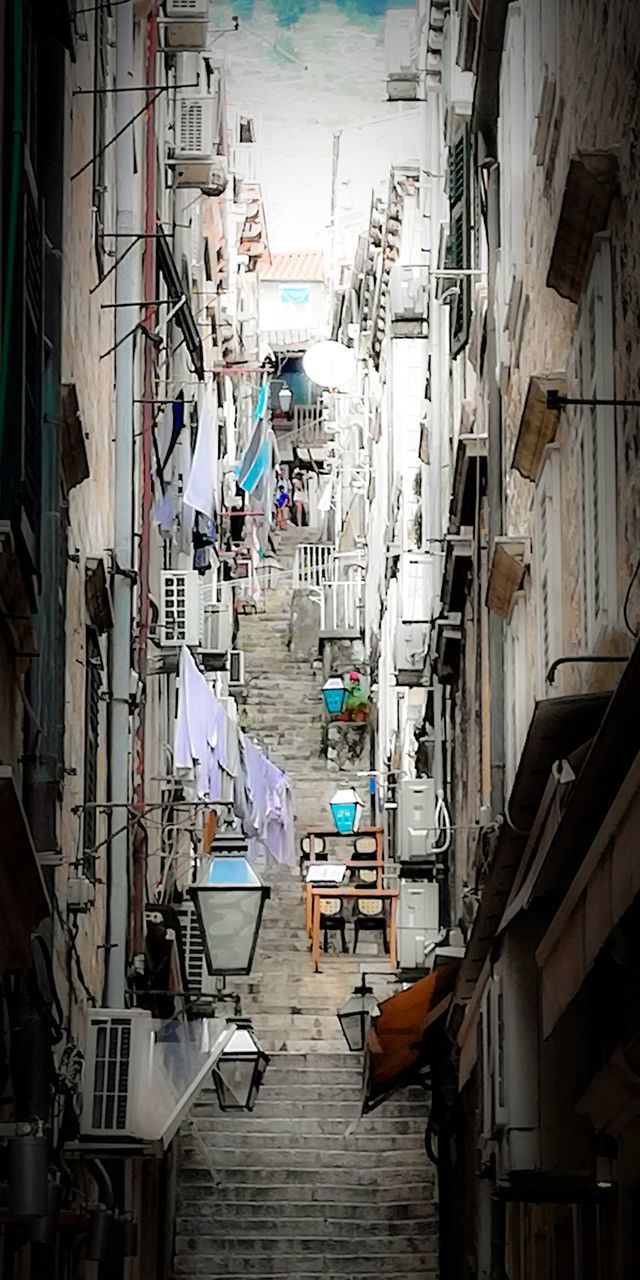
left=330, top=787, right=364, bottom=834
left=212, top=1019, right=270, bottom=1111
left=303, top=340, right=357, bottom=391
left=322, top=676, right=348, bottom=715
left=337, top=976, right=380, bottom=1052
left=188, top=824, right=271, bottom=976
left=278, top=385, right=293, bottom=413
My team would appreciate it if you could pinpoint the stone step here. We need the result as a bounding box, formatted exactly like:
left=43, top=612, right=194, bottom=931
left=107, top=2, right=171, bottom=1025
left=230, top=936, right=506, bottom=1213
left=177, top=1199, right=434, bottom=1221
left=175, top=1234, right=436, bottom=1257
left=189, top=1117, right=427, bottom=1137
left=178, top=1167, right=434, bottom=1193
left=174, top=1252, right=437, bottom=1277
left=181, top=1143, right=430, bottom=1166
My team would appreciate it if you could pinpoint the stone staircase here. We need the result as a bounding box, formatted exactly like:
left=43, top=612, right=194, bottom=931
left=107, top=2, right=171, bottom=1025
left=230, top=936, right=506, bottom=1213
left=173, top=529, right=438, bottom=1278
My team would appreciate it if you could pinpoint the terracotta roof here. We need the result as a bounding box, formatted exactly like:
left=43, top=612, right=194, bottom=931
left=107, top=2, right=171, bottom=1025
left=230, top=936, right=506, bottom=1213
left=258, top=251, right=325, bottom=282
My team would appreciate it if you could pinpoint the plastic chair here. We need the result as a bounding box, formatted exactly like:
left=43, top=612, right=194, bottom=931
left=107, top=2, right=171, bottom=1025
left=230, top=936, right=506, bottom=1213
left=299, top=833, right=327, bottom=876
left=352, top=896, right=388, bottom=955
left=319, top=896, right=348, bottom=953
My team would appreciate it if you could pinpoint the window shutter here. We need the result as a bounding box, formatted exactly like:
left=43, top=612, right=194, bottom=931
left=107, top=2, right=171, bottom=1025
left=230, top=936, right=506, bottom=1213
left=84, top=630, right=103, bottom=874
left=448, top=121, right=472, bottom=357
left=579, top=237, right=616, bottom=643
left=491, top=976, right=508, bottom=1127
left=535, top=446, right=562, bottom=692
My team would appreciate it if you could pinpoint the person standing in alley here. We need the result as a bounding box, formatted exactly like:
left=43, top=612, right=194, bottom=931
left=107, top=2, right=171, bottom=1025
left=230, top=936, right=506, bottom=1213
left=291, top=470, right=308, bottom=527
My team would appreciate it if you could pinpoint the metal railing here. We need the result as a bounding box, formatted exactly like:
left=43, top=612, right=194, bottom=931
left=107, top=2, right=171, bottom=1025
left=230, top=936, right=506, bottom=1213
left=293, top=404, right=325, bottom=443
left=319, top=580, right=364, bottom=634
left=292, top=543, right=335, bottom=588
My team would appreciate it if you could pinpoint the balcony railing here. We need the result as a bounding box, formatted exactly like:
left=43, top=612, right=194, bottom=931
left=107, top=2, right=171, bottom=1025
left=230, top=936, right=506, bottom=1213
left=319, top=580, right=364, bottom=635
left=292, top=543, right=334, bottom=588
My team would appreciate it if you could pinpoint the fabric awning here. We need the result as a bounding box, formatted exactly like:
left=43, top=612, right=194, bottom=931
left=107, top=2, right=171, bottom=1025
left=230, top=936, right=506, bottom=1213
left=157, top=227, right=205, bottom=380
left=363, top=965, right=459, bottom=1113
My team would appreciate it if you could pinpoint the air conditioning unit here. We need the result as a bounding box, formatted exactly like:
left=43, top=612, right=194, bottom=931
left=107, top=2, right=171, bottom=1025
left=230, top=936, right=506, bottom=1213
left=176, top=900, right=216, bottom=996
left=173, top=156, right=228, bottom=196
left=159, top=570, right=201, bottom=646
left=200, top=578, right=233, bottom=653
left=165, top=0, right=209, bottom=51
left=395, top=621, right=428, bottom=676
left=81, top=1010, right=153, bottom=1138
left=228, top=650, right=245, bottom=688
left=397, top=877, right=440, bottom=969
left=397, top=778, right=437, bottom=861
left=175, top=96, right=215, bottom=158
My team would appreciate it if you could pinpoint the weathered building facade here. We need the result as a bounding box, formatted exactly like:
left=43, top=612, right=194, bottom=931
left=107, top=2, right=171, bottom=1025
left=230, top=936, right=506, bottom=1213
left=328, top=0, right=640, bottom=1275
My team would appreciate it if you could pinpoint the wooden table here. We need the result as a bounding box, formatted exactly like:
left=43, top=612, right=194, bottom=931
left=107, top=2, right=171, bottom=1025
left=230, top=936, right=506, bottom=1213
left=309, top=886, right=399, bottom=972
left=304, top=861, right=384, bottom=935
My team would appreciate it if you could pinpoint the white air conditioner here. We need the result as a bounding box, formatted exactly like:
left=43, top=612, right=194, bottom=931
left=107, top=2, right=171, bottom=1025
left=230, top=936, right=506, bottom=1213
left=395, top=621, right=428, bottom=673
left=397, top=778, right=437, bottom=861
left=200, top=578, right=233, bottom=653
left=165, top=0, right=209, bottom=51
left=228, top=650, right=245, bottom=688
left=176, top=900, right=216, bottom=995
left=175, top=96, right=215, bottom=158
left=160, top=570, right=201, bottom=647
left=173, top=156, right=228, bottom=195
left=81, top=1009, right=154, bottom=1138
left=397, top=879, right=440, bottom=969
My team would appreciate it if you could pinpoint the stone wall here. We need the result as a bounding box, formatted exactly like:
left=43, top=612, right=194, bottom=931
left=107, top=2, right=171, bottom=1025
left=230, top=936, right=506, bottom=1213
left=325, top=721, right=371, bottom=775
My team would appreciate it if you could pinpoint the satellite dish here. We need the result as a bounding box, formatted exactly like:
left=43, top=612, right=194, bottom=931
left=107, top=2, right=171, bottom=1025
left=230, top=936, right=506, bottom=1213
left=303, top=340, right=357, bottom=391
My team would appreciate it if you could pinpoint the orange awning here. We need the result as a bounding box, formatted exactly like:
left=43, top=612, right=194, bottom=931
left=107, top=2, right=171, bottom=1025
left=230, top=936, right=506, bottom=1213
left=363, top=964, right=459, bottom=1113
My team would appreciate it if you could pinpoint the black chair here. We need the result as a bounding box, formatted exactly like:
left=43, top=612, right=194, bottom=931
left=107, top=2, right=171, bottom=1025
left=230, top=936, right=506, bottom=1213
left=299, top=833, right=327, bottom=877
left=349, top=833, right=378, bottom=885
left=352, top=896, right=389, bottom=955
left=319, top=896, right=348, bottom=953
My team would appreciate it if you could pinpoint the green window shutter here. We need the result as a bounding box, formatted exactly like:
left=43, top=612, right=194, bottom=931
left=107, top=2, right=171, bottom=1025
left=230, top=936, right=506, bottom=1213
left=448, top=122, right=472, bottom=358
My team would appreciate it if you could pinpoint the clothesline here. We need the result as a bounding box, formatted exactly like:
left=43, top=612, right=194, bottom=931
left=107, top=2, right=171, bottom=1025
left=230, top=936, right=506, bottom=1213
left=174, top=646, right=295, bottom=868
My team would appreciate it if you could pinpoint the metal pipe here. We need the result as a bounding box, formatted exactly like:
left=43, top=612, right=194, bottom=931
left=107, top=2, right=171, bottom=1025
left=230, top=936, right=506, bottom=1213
left=105, top=0, right=136, bottom=1008
left=484, top=151, right=505, bottom=819
left=546, top=654, right=628, bottom=686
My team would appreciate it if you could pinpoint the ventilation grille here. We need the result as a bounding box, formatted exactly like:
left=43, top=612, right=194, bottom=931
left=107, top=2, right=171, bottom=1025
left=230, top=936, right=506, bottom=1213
left=91, top=1018, right=131, bottom=1132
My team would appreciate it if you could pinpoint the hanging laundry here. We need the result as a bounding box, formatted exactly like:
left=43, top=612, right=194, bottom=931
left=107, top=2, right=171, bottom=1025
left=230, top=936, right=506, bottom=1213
left=184, top=404, right=218, bottom=522
left=159, top=391, right=185, bottom=479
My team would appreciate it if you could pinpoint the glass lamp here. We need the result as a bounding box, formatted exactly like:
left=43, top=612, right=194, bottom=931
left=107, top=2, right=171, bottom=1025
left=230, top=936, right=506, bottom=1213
left=330, top=787, right=364, bottom=834
left=322, top=676, right=348, bottom=715
left=278, top=386, right=293, bottom=412
left=213, top=1019, right=270, bottom=1111
left=188, top=827, right=270, bottom=976
left=302, top=340, right=356, bottom=391
left=337, top=977, right=380, bottom=1052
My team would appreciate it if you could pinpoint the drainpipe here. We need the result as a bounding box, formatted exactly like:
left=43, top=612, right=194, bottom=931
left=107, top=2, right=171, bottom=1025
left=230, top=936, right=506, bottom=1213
left=484, top=156, right=505, bottom=820
left=105, top=1, right=136, bottom=1008
left=131, top=4, right=158, bottom=960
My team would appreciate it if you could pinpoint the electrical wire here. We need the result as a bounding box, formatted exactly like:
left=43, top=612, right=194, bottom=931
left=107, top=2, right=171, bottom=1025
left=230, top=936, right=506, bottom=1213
left=52, top=890, right=98, bottom=1009
left=623, top=550, right=640, bottom=638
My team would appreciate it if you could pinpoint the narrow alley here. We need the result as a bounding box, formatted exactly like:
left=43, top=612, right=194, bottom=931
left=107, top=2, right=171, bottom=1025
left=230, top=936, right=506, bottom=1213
left=174, top=529, right=437, bottom=1277
left=2, top=3, right=640, bottom=1279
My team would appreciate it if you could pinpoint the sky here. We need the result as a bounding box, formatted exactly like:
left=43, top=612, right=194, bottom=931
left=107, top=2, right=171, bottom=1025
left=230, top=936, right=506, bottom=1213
left=213, top=0, right=406, bottom=252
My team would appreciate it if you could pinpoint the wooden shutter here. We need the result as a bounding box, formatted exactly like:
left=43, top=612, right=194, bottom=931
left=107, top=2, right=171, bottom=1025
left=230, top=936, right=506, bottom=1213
left=83, top=630, right=103, bottom=872
left=580, top=237, right=616, bottom=644
left=535, top=446, right=562, bottom=692
left=448, top=121, right=472, bottom=357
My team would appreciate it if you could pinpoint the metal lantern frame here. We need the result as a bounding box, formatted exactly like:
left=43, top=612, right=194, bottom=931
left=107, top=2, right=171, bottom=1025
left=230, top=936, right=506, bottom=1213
left=212, top=1018, right=270, bottom=1112
left=188, top=827, right=271, bottom=977
left=322, top=676, right=348, bottom=716
left=330, top=786, right=365, bottom=835
left=278, top=385, right=293, bottom=413
left=337, top=976, right=380, bottom=1052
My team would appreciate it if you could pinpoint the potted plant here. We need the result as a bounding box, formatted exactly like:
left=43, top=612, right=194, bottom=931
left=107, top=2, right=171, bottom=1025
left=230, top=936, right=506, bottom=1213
left=345, top=672, right=369, bottom=723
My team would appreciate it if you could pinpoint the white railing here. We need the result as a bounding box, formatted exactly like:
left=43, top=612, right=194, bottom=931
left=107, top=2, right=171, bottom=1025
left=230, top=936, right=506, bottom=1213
left=229, top=142, right=259, bottom=183
left=319, top=580, right=364, bottom=634
left=292, top=543, right=335, bottom=588
left=294, top=405, right=325, bottom=443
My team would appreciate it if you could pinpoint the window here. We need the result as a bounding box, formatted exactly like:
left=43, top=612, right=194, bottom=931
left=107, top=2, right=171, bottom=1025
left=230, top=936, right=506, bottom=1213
left=83, top=630, right=103, bottom=874
left=578, top=236, right=617, bottom=645
left=534, top=446, right=562, bottom=693
left=480, top=975, right=507, bottom=1136
left=92, top=3, right=109, bottom=273
left=447, top=119, right=472, bottom=357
